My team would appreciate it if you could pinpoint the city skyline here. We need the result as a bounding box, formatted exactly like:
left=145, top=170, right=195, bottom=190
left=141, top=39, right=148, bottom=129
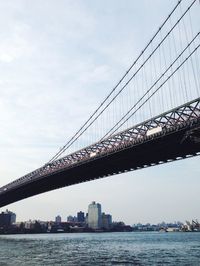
left=2, top=203, right=199, bottom=227
left=1, top=204, right=199, bottom=232
left=0, top=0, right=199, bottom=224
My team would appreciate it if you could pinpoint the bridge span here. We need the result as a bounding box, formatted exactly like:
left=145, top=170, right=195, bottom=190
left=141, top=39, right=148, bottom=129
left=0, top=98, right=199, bottom=207
left=0, top=0, right=199, bottom=208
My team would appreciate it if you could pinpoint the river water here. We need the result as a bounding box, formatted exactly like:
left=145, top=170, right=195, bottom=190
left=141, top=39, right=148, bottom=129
left=0, top=232, right=199, bottom=265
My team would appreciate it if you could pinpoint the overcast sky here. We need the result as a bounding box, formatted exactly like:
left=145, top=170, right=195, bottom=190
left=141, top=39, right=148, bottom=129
left=0, top=0, right=199, bottom=224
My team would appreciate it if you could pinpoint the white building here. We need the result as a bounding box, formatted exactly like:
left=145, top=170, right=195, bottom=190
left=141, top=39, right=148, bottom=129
left=24, top=220, right=35, bottom=229
left=88, top=201, right=102, bottom=229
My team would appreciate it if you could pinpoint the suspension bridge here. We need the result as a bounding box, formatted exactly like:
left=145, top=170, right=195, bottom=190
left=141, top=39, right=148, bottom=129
left=0, top=0, right=199, bottom=207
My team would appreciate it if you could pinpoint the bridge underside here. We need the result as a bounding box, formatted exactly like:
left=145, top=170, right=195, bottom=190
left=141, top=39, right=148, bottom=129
left=0, top=120, right=200, bottom=208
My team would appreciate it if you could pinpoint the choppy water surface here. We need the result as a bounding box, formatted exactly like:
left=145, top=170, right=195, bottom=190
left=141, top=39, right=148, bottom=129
left=0, top=232, right=200, bottom=265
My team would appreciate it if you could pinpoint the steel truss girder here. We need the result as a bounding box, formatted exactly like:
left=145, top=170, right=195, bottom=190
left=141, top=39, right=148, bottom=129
left=0, top=97, right=200, bottom=193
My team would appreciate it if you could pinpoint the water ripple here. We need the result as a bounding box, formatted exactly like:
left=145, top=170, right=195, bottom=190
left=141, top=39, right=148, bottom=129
left=0, top=232, right=200, bottom=265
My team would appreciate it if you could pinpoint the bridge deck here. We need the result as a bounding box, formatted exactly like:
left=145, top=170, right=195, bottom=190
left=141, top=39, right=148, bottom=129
left=0, top=98, right=200, bottom=207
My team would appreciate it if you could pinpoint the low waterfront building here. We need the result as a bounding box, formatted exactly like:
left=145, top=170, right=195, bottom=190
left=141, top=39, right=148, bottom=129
left=24, top=220, right=35, bottom=230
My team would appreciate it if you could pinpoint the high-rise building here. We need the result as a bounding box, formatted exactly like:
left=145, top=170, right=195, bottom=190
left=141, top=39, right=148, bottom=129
left=77, top=211, right=85, bottom=223
left=0, top=210, right=16, bottom=228
left=85, top=213, right=88, bottom=225
left=88, top=201, right=102, bottom=229
left=55, top=215, right=61, bottom=224
left=102, top=213, right=112, bottom=229
left=67, top=216, right=77, bottom=223
left=10, top=212, right=16, bottom=224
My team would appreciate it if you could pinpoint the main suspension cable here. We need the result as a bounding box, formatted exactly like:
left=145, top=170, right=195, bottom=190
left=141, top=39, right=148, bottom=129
left=48, top=0, right=194, bottom=163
